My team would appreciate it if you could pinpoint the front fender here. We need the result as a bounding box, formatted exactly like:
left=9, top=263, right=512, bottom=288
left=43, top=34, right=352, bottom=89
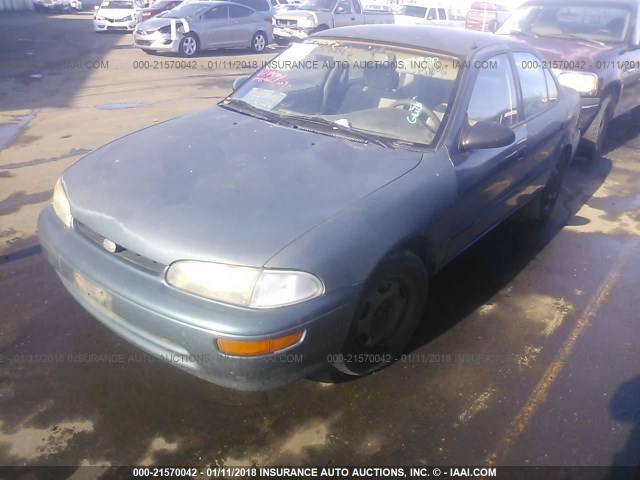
left=265, top=149, right=457, bottom=291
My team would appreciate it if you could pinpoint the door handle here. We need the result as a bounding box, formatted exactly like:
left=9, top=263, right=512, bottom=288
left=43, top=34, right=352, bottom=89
left=350, top=16, right=355, bottom=20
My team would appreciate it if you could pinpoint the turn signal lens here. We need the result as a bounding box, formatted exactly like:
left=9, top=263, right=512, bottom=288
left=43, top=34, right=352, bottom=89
left=216, top=331, right=303, bottom=356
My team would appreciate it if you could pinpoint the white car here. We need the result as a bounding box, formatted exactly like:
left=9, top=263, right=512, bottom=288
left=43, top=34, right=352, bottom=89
left=93, top=0, right=145, bottom=32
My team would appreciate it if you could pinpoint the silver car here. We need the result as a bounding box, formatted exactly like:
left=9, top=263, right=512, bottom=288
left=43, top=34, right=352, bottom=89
left=133, top=0, right=273, bottom=56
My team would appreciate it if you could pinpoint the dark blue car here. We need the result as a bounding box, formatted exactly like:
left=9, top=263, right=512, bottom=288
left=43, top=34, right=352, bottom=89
left=38, top=25, right=581, bottom=390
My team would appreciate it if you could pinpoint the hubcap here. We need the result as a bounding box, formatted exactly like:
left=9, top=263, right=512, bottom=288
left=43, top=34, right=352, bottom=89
left=183, top=37, right=196, bottom=55
left=355, top=277, right=408, bottom=348
left=254, top=34, right=265, bottom=51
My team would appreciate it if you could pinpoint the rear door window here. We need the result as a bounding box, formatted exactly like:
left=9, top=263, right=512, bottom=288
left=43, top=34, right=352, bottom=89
left=514, top=52, right=549, bottom=118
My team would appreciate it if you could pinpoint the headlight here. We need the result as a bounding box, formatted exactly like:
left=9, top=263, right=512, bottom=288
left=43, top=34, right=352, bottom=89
left=52, top=178, right=73, bottom=228
left=555, top=71, right=599, bottom=96
left=165, top=261, right=324, bottom=308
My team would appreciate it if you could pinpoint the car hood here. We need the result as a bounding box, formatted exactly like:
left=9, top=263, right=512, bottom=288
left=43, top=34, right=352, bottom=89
left=500, top=33, right=616, bottom=66
left=98, top=7, right=136, bottom=17
left=136, top=16, right=180, bottom=29
left=275, top=9, right=317, bottom=20
left=63, top=106, right=422, bottom=268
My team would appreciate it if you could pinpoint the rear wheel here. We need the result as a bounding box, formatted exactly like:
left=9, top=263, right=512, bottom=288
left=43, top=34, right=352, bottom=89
left=251, top=31, right=267, bottom=53
left=632, top=105, right=640, bottom=123
left=179, top=33, right=199, bottom=57
left=333, top=249, right=428, bottom=376
left=520, top=154, right=567, bottom=223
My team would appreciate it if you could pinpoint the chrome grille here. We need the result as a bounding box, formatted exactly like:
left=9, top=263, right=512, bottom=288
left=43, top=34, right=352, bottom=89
left=76, top=222, right=165, bottom=274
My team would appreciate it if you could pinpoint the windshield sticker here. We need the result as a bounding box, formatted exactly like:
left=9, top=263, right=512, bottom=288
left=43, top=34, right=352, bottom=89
left=406, top=99, right=423, bottom=125
left=242, top=88, right=286, bottom=111
left=254, top=69, right=290, bottom=88
left=266, top=43, right=318, bottom=70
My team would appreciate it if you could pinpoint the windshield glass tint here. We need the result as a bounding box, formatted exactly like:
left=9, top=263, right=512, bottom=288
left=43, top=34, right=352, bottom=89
left=164, top=2, right=208, bottom=17
left=398, top=5, right=426, bottom=17
left=299, top=0, right=336, bottom=10
left=498, top=4, right=631, bottom=43
left=229, top=40, right=460, bottom=146
left=102, top=1, right=133, bottom=8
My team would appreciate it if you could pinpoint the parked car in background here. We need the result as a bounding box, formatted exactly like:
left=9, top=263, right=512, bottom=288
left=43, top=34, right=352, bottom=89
left=465, top=1, right=510, bottom=32
left=498, top=0, right=640, bottom=156
left=34, top=0, right=82, bottom=12
left=142, top=0, right=182, bottom=19
left=272, top=0, right=395, bottom=45
left=133, top=1, right=273, bottom=55
left=394, top=3, right=464, bottom=27
left=93, top=0, right=145, bottom=31
left=39, top=25, right=580, bottom=391
left=270, top=0, right=302, bottom=10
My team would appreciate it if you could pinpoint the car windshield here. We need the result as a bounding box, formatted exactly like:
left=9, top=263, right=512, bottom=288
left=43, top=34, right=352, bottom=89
left=498, top=3, right=632, bottom=44
left=163, top=2, right=208, bottom=17
left=299, top=0, right=336, bottom=10
left=397, top=5, right=426, bottom=17
left=101, top=0, right=133, bottom=8
left=225, top=40, right=461, bottom=148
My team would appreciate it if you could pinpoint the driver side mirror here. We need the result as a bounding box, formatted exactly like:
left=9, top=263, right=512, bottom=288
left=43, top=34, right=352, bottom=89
left=458, top=120, right=515, bottom=151
left=232, top=75, right=250, bottom=90
left=336, top=6, right=345, bottom=13
left=94, top=5, right=99, bottom=9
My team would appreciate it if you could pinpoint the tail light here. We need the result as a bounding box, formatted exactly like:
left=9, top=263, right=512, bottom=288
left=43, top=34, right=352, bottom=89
left=265, top=16, right=272, bottom=22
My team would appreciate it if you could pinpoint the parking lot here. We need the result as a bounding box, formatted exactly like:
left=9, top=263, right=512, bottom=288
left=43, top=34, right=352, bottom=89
left=1, top=9, right=640, bottom=474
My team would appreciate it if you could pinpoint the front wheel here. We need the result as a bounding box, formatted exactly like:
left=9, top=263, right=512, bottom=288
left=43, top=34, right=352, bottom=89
left=179, top=33, right=199, bottom=57
left=333, top=249, right=428, bottom=376
left=274, top=36, right=290, bottom=46
left=251, top=31, right=267, bottom=53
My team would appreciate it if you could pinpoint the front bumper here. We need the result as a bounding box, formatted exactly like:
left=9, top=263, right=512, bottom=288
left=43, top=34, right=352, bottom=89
left=94, top=18, right=138, bottom=31
left=273, top=26, right=310, bottom=41
left=133, top=31, right=179, bottom=52
left=38, top=206, right=358, bottom=391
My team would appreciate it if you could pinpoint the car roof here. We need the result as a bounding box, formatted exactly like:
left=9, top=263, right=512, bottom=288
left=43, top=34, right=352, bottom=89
left=316, top=25, right=535, bottom=58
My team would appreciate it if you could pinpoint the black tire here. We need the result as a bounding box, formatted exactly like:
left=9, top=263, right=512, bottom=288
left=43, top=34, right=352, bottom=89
left=333, top=249, right=428, bottom=376
left=311, top=24, right=329, bottom=34
left=274, top=36, right=290, bottom=46
left=520, top=154, right=567, bottom=223
left=178, top=32, right=199, bottom=57
left=250, top=31, right=267, bottom=53
left=141, top=49, right=157, bottom=55
left=584, top=93, right=615, bottom=158
left=632, top=106, right=640, bottom=123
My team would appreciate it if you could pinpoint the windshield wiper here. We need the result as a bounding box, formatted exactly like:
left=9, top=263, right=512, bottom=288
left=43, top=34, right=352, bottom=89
left=543, top=33, right=606, bottom=47
left=507, top=29, right=540, bottom=39
left=279, top=114, right=391, bottom=148
left=220, top=98, right=294, bottom=126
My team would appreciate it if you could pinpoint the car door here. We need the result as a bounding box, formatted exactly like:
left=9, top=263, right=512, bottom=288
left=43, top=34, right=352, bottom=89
left=227, top=4, right=256, bottom=46
left=198, top=4, right=230, bottom=48
left=512, top=52, right=565, bottom=190
left=333, top=0, right=360, bottom=27
left=446, top=53, right=527, bottom=260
